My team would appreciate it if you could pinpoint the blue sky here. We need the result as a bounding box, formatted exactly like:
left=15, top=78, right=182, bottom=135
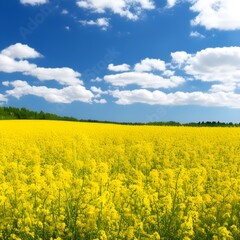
left=1, top=0, right=240, bottom=123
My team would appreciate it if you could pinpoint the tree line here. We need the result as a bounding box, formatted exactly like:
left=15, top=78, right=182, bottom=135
left=0, top=107, right=238, bottom=127
left=0, top=107, right=77, bottom=121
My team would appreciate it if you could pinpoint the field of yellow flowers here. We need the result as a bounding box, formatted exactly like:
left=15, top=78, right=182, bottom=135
left=0, top=120, right=240, bottom=240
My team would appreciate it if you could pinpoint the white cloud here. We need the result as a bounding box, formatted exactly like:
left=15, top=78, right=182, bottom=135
left=190, top=0, right=240, bottom=30
left=166, top=0, right=178, bottom=8
left=167, top=0, right=240, bottom=31
left=0, top=94, right=7, bottom=103
left=184, top=47, right=240, bottom=83
left=210, top=83, right=237, bottom=93
left=3, top=43, right=240, bottom=109
left=79, top=18, right=110, bottom=30
left=111, top=89, right=240, bottom=108
left=171, top=51, right=191, bottom=66
left=76, top=0, right=155, bottom=20
left=20, top=0, right=48, bottom=6
left=190, top=31, right=205, bottom=38
left=2, top=81, right=10, bottom=87
left=90, top=77, right=102, bottom=82
left=1, top=43, right=41, bottom=59
left=163, top=70, right=175, bottom=77
left=5, top=80, right=94, bottom=104
left=103, top=47, right=240, bottom=108
left=0, top=54, right=36, bottom=73
left=94, top=98, right=107, bottom=104
left=104, top=58, right=184, bottom=90
left=0, top=43, right=39, bottom=73
left=108, top=63, right=130, bottom=72
left=134, top=58, right=166, bottom=72
left=91, top=86, right=108, bottom=100
left=0, top=43, right=83, bottom=86
left=0, top=44, right=101, bottom=104
left=91, top=86, right=108, bottom=94
left=0, top=54, right=83, bottom=86
left=104, top=72, right=184, bottom=89
left=27, top=67, right=83, bottom=86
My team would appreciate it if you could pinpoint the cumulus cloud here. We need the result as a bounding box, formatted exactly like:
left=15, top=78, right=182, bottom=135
left=3, top=43, right=240, bottom=109
left=111, top=89, right=240, bottom=108
left=1, top=43, right=42, bottom=59
left=168, top=0, right=240, bottom=31
left=76, top=0, right=155, bottom=20
left=90, top=77, right=102, bottom=82
left=0, top=43, right=98, bottom=104
left=171, top=47, right=240, bottom=89
left=20, top=0, right=48, bottom=6
left=103, top=58, right=184, bottom=90
left=163, top=70, right=175, bottom=77
left=79, top=18, right=110, bottom=30
left=5, top=80, right=94, bottom=104
left=171, top=51, right=191, bottom=66
left=103, top=46, right=240, bottom=108
left=90, top=86, right=108, bottom=94
left=0, top=54, right=36, bottom=73
left=90, top=86, right=108, bottom=102
left=166, top=0, right=178, bottom=8
left=184, top=47, right=240, bottom=83
left=104, top=72, right=184, bottom=89
left=27, top=67, right=83, bottom=86
left=134, top=58, right=166, bottom=72
left=190, top=0, right=240, bottom=30
left=210, top=83, right=237, bottom=93
left=0, top=43, right=83, bottom=86
left=108, top=63, right=130, bottom=72
left=94, top=98, right=107, bottom=104
left=0, top=94, right=7, bottom=103
left=0, top=44, right=41, bottom=73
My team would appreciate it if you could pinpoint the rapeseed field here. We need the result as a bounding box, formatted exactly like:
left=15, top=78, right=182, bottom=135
left=0, top=121, right=240, bottom=239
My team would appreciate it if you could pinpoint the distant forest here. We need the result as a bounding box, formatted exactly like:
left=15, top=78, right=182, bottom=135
left=0, top=107, right=77, bottom=122
left=0, top=106, right=239, bottom=127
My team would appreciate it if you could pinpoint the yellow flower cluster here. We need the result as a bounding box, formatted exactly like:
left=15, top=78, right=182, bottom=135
left=0, top=120, right=240, bottom=239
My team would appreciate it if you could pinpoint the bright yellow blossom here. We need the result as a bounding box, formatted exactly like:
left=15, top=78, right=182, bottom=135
left=0, top=121, right=240, bottom=239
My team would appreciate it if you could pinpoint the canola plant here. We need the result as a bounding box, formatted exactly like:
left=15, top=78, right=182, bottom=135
left=0, top=120, right=240, bottom=240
